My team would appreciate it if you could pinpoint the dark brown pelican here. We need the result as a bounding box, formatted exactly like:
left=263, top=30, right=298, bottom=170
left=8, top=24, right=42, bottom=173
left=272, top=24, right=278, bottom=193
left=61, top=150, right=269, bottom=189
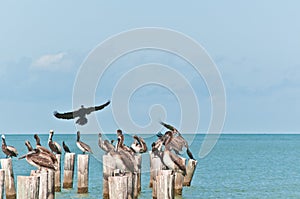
left=130, top=135, right=148, bottom=153
left=152, top=131, right=186, bottom=175
left=48, top=130, right=62, bottom=154
left=1, top=135, right=18, bottom=158
left=33, top=134, right=58, bottom=165
left=98, top=133, right=114, bottom=154
left=54, top=101, right=110, bottom=125
left=114, top=135, right=138, bottom=173
left=159, top=122, right=194, bottom=160
left=76, top=131, right=93, bottom=154
left=20, top=140, right=58, bottom=171
left=19, top=148, right=57, bottom=171
left=62, top=141, right=71, bottom=153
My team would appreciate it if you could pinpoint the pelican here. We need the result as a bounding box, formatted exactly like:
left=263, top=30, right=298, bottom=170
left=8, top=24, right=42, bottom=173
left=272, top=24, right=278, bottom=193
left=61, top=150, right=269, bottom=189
left=1, top=135, right=18, bottom=158
left=98, top=133, right=114, bottom=154
left=54, top=101, right=110, bottom=125
left=48, top=130, right=62, bottom=154
left=116, top=130, right=135, bottom=154
left=113, top=135, right=138, bottom=173
left=19, top=148, right=57, bottom=171
left=130, top=135, right=148, bottom=153
left=62, top=141, right=71, bottom=153
left=159, top=122, right=195, bottom=160
left=20, top=140, right=58, bottom=171
left=76, top=131, right=93, bottom=154
left=33, top=134, right=58, bottom=166
left=152, top=131, right=186, bottom=175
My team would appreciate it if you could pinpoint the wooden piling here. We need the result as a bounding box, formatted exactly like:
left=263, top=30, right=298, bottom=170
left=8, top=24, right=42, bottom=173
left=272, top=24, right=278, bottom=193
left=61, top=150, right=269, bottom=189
left=103, top=155, right=116, bottom=199
left=63, top=153, right=75, bottom=189
left=17, top=175, right=40, bottom=199
left=156, top=170, right=174, bottom=199
left=47, top=170, right=55, bottom=199
left=1, top=158, right=16, bottom=199
left=77, top=154, right=89, bottom=194
left=54, top=154, right=61, bottom=192
left=0, top=169, right=5, bottom=199
left=174, top=157, right=185, bottom=195
left=126, top=172, right=134, bottom=199
left=149, top=152, right=163, bottom=188
left=134, top=154, right=142, bottom=193
left=108, top=175, right=128, bottom=199
left=183, top=159, right=197, bottom=186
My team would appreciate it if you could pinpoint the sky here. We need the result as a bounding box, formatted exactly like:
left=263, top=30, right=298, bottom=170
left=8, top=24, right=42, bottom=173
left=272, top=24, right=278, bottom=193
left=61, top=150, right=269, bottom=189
left=0, top=1, right=300, bottom=134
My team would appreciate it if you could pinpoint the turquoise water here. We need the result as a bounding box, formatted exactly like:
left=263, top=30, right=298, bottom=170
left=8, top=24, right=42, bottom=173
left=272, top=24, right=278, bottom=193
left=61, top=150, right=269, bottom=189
left=2, top=134, right=300, bottom=198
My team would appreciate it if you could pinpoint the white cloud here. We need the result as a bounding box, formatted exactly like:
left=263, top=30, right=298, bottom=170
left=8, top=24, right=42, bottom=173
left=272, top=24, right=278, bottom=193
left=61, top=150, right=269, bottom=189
left=31, top=52, right=73, bottom=71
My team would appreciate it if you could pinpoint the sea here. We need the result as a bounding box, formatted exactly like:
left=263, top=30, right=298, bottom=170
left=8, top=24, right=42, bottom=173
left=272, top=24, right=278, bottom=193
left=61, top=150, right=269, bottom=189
left=2, top=134, right=300, bottom=199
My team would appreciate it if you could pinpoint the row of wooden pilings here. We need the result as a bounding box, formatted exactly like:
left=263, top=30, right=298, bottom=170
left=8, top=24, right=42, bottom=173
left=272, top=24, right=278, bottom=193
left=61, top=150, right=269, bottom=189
left=0, top=153, right=90, bottom=199
left=102, top=152, right=197, bottom=199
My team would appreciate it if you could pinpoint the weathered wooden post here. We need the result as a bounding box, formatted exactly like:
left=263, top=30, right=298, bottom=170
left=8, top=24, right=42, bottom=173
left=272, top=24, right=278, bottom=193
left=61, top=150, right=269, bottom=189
left=55, top=154, right=61, bottom=192
left=126, top=172, right=134, bottom=199
left=156, top=170, right=174, bottom=199
left=1, top=158, right=16, bottom=199
left=0, top=169, right=5, bottom=199
left=134, top=154, right=142, bottom=193
left=63, top=153, right=75, bottom=189
left=77, top=154, right=89, bottom=194
left=108, top=174, right=128, bottom=199
left=103, top=155, right=116, bottom=199
left=149, top=152, right=163, bottom=188
left=47, top=170, right=55, bottom=199
left=183, top=159, right=197, bottom=186
left=17, top=175, right=40, bottom=199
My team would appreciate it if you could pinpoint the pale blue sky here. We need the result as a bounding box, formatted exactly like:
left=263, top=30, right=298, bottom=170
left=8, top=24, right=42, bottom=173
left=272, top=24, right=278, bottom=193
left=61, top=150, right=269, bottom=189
left=1, top=1, right=300, bottom=133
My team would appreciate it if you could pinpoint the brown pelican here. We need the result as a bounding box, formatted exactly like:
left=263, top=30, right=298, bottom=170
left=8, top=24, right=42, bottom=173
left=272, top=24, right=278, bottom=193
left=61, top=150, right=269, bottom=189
left=130, top=135, right=148, bottom=153
left=76, top=131, right=93, bottom=154
left=20, top=140, right=58, bottom=171
left=34, top=134, right=58, bottom=166
left=98, top=133, right=114, bottom=154
left=62, top=141, right=71, bottom=153
left=115, top=130, right=135, bottom=154
left=54, top=101, right=110, bottom=125
left=1, top=135, right=18, bottom=158
left=159, top=122, right=195, bottom=160
left=113, top=135, right=138, bottom=173
left=19, top=148, right=57, bottom=171
left=152, top=131, right=186, bottom=175
left=48, top=130, right=62, bottom=154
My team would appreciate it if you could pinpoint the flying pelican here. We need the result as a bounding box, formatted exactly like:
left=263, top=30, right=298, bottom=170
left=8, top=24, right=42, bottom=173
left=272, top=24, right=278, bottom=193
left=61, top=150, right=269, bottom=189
left=152, top=131, right=186, bottom=175
left=34, top=134, right=58, bottom=165
left=62, top=141, right=71, bottom=153
left=159, top=122, right=195, bottom=160
left=76, top=131, right=93, bottom=154
left=54, top=101, right=110, bottom=125
left=48, top=130, right=62, bottom=154
left=130, top=135, right=148, bottom=153
left=1, top=135, right=18, bottom=158
left=98, top=133, right=114, bottom=154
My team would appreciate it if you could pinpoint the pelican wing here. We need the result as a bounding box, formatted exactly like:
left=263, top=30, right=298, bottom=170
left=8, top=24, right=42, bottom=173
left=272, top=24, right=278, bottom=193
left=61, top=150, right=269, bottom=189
left=31, top=155, right=56, bottom=170
left=7, top=145, right=18, bottom=156
left=53, top=110, right=76, bottom=119
left=80, top=141, right=93, bottom=153
left=160, top=122, right=179, bottom=133
left=85, top=101, right=110, bottom=115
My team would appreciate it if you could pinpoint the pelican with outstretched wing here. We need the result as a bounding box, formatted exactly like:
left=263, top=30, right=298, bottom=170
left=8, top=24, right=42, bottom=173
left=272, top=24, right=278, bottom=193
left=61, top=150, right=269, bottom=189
left=54, top=100, right=110, bottom=125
